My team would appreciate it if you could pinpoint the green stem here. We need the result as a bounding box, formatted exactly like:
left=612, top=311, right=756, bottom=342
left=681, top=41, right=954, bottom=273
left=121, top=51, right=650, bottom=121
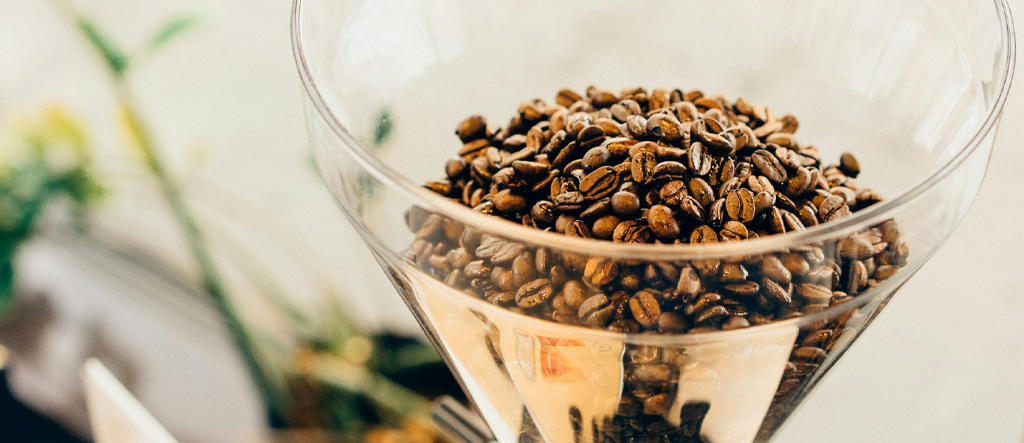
left=112, top=77, right=288, bottom=426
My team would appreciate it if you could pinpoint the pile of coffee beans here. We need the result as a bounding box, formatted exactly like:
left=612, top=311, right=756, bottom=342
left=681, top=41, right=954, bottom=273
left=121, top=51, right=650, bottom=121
left=405, top=86, right=909, bottom=442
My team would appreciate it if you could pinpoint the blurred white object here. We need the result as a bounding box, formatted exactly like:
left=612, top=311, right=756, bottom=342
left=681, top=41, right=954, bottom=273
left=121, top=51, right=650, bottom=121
left=82, top=358, right=179, bottom=443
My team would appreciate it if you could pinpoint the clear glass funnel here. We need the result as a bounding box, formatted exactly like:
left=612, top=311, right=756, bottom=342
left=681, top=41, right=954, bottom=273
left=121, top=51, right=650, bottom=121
left=292, top=1, right=1015, bottom=441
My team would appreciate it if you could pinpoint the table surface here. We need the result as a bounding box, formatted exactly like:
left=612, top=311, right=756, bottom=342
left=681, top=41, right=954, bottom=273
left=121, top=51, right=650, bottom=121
left=2, top=1, right=1023, bottom=442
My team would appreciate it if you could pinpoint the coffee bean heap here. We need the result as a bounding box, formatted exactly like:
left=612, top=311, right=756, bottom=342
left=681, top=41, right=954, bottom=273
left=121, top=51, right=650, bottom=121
left=406, top=86, right=910, bottom=442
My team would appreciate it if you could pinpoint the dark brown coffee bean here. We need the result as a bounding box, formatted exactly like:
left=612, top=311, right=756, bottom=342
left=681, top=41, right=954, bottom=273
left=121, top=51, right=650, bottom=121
left=511, top=255, right=536, bottom=288
left=846, top=260, right=868, bottom=293
left=565, top=219, right=593, bottom=239
left=456, top=115, right=487, bottom=142
left=631, top=151, right=656, bottom=184
left=708, top=198, right=726, bottom=227
left=839, top=152, right=861, bottom=177
left=838, top=236, right=875, bottom=260
left=562, top=280, right=587, bottom=309
left=592, top=215, right=621, bottom=239
left=611, top=191, right=641, bottom=216
left=613, top=220, right=651, bottom=243
left=720, top=221, right=749, bottom=241
left=783, top=210, right=806, bottom=231
left=695, top=305, right=729, bottom=324
left=607, top=319, right=640, bottom=333
left=796, top=283, right=832, bottom=304
left=630, top=291, right=662, bottom=327
left=752, top=149, right=788, bottom=184
left=647, top=205, right=680, bottom=240
left=657, top=312, right=687, bottom=333
left=687, top=178, right=715, bottom=208
left=819, top=195, right=851, bottom=222
left=581, top=146, right=610, bottom=171
left=556, top=89, right=583, bottom=107
left=679, top=196, right=707, bottom=223
left=761, top=255, right=793, bottom=283
left=718, top=263, right=748, bottom=283
left=584, top=258, right=619, bottom=286
left=554, top=191, right=586, bottom=211
left=653, top=161, right=687, bottom=182
left=516, top=278, right=553, bottom=308
left=687, top=142, right=712, bottom=176
left=725, top=189, right=756, bottom=223
left=798, top=205, right=819, bottom=227
left=590, top=89, right=618, bottom=108
left=689, top=225, right=719, bottom=244
left=529, top=201, right=556, bottom=226
left=659, top=180, right=688, bottom=207
left=761, top=277, right=792, bottom=305
left=646, top=113, right=685, bottom=142
left=493, top=189, right=527, bottom=213
left=717, top=177, right=741, bottom=197
left=579, top=294, right=614, bottom=327
left=580, top=166, right=619, bottom=200
left=721, top=281, right=760, bottom=298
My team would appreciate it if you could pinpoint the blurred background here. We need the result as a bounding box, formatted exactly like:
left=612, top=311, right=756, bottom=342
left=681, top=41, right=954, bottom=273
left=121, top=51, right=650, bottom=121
left=0, top=0, right=1022, bottom=442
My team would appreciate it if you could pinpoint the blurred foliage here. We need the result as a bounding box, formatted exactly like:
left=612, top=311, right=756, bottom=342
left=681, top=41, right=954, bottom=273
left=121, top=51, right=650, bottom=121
left=59, top=4, right=455, bottom=441
left=0, top=106, right=103, bottom=320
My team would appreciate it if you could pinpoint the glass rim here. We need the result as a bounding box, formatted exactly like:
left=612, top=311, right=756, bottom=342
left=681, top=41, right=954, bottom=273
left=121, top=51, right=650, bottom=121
left=290, top=0, right=1016, bottom=262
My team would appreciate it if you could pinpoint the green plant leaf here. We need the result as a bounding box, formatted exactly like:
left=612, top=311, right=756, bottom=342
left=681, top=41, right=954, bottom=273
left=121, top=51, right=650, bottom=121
left=145, top=14, right=201, bottom=53
left=76, top=17, right=129, bottom=74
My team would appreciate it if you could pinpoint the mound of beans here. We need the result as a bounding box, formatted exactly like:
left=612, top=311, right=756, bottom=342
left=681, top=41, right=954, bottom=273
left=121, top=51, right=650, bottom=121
left=406, top=86, right=909, bottom=442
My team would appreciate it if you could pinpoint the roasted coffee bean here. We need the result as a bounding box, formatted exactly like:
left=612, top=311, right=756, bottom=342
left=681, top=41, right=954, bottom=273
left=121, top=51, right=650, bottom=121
left=579, top=294, right=614, bottom=327
left=456, top=115, right=487, bottom=142
left=719, top=263, right=748, bottom=283
left=610, top=190, right=641, bottom=216
left=678, top=195, right=707, bottom=223
left=819, top=195, right=851, bottom=222
left=720, top=221, right=749, bottom=241
left=647, top=205, right=681, bottom=240
left=689, top=225, right=718, bottom=245
left=584, top=258, right=619, bottom=286
left=796, top=283, right=833, bottom=304
left=687, top=142, right=712, bottom=176
left=630, top=291, right=662, bottom=327
left=725, top=189, right=756, bottom=223
left=839, top=152, right=861, bottom=177
left=708, top=198, right=726, bottom=228
left=643, top=394, right=672, bottom=416
left=653, top=161, right=687, bottom=182
left=614, top=220, right=651, bottom=244
left=565, top=219, right=593, bottom=239
left=687, top=178, right=715, bottom=208
left=762, top=255, right=793, bottom=283
left=556, top=89, right=583, bottom=107
left=752, top=149, right=788, bottom=184
left=647, top=113, right=684, bottom=142
left=555, top=191, right=586, bottom=211
left=416, top=83, right=907, bottom=397
left=592, top=215, right=621, bottom=239
left=761, top=277, right=793, bottom=305
left=659, top=180, right=688, bottom=207
left=657, top=312, right=688, bottom=333
left=516, top=278, right=554, bottom=308
left=493, top=189, right=527, bottom=213
left=631, top=151, right=657, bottom=184
left=580, top=166, right=619, bottom=200
left=838, top=236, right=875, bottom=260
left=721, top=281, right=760, bottom=298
